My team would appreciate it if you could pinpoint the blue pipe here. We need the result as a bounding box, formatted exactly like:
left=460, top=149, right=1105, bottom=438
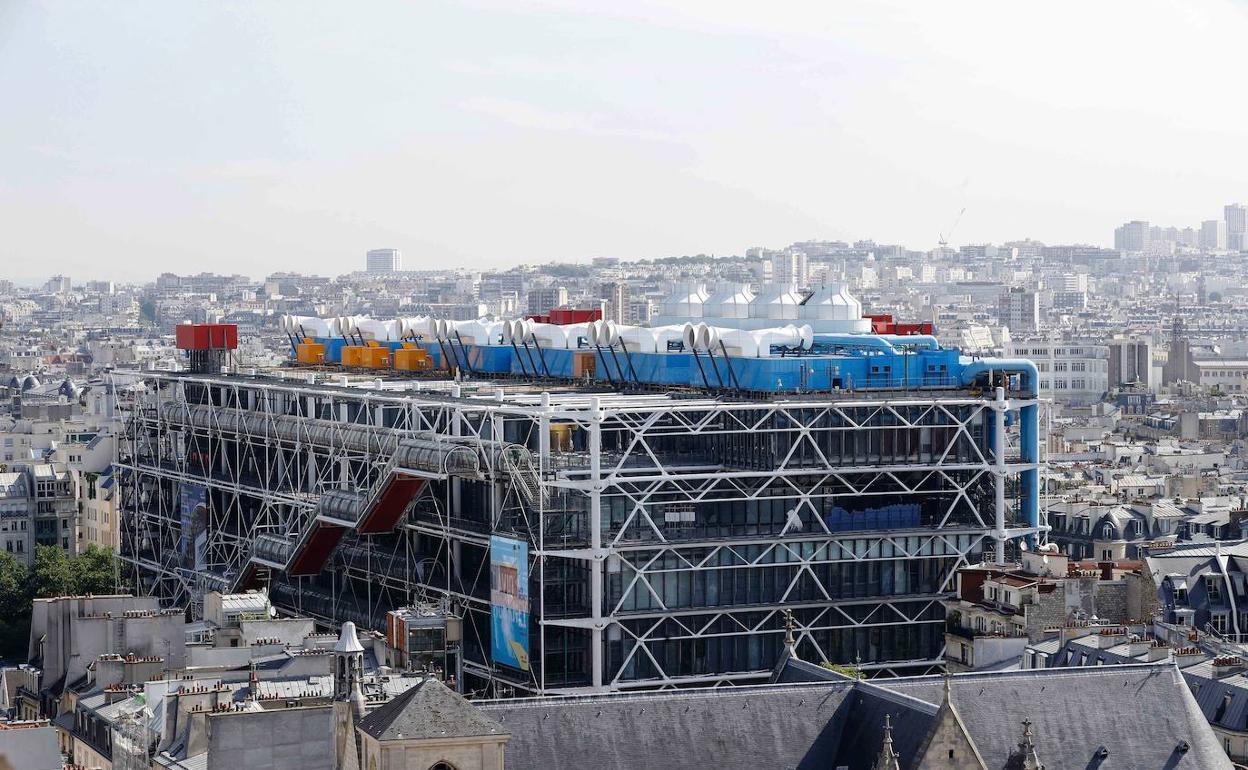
left=877, top=334, right=939, bottom=350
left=957, top=357, right=1038, bottom=392
left=811, top=334, right=899, bottom=354
left=958, top=358, right=1041, bottom=537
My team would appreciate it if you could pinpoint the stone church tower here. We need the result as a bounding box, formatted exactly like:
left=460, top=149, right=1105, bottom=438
left=332, top=621, right=367, bottom=770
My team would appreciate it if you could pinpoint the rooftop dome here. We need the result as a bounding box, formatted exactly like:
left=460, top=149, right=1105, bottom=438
left=661, top=282, right=710, bottom=319
left=334, top=621, right=364, bottom=653
left=749, top=284, right=805, bottom=321
left=799, top=283, right=862, bottom=322
left=703, top=282, right=755, bottom=320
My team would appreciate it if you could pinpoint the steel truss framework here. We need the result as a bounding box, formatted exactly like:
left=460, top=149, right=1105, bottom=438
left=117, top=371, right=1042, bottom=695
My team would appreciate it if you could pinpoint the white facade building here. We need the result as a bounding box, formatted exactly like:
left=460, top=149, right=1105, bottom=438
left=770, top=250, right=809, bottom=287
left=997, top=287, right=1040, bottom=333
left=1191, top=359, right=1248, bottom=393
left=1200, top=219, right=1227, bottom=251
left=365, top=248, right=402, bottom=273
left=1008, top=338, right=1110, bottom=403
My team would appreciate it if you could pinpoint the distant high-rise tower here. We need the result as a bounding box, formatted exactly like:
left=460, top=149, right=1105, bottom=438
left=527, top=286, right=568, bottom=315
left=1200, top=220, right=1227, bottom=250
left=771, top=250, right=809, bottom=287
left=599, top=281, right=628, bottom=325
left=997, top=287, right=1040, bottom=333
left=365, top=248, right=402, bottom=273
left=1225, top=205, right=1246, bottom=251
left=1112, top=221, right=1150, bottom=253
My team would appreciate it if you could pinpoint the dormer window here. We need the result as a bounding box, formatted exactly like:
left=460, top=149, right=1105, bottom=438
left=1208, top=577, right=1222, bottom=602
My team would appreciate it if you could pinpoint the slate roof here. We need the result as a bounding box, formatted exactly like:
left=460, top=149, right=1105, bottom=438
left=873, top=664, right=1228, bottom=769
left=1181, top=663, right=1248, bottom=734
left=480, top=661, right=1230, bottom=770
left=480, top=680, right=858, bottom=770
left=358, top=678, right=504, bottom=742
left=831, top=683, right=936, bottom=768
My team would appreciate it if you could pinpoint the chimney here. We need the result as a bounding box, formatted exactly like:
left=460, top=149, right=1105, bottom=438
left=1099, top=561, right=1114, bottom=581
left=1213, top=656, right=1245, bottom=679
left=1061, top=620, right=1091, bottom=643
left=1173, top=646, right=1206, bottom=668
left=1095, top=627, right=1129, bottom=649
left=1125, top=635, right=1150, bottom=658
left=1145, top=641, right=1170, bottom=662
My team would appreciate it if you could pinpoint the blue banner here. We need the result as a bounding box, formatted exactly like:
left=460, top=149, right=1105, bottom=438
left=490, top=536, right=530, bottom=671
left=179, top=483, right=208, bottom=571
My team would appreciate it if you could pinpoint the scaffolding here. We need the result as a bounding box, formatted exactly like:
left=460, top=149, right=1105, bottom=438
left=117, top=369, right=1043, bottom=695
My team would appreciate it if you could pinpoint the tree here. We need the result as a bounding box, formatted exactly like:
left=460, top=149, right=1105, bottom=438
left=30, top=545, right=75, bottom=599
left=0, top=547, right=121, bottom=662
left=0, top=552, right=31, bottom=660
left=72, top=544, right=119, bottom=595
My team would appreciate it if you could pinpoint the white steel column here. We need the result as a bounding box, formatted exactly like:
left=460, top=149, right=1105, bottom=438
left=589, top=395, right=605, bottom=690
left=994, top=385, right=1007, bottom=565
left=538, top=392, right=551, bottom=693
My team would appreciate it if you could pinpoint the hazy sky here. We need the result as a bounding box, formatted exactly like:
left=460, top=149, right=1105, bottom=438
left=3, top=1, right=1248, bottom=282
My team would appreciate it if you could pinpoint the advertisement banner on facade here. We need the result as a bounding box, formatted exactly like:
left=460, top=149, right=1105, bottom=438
left=179, top=483, right=208, bottom=571
left=490, top=535, right=530, bottom=671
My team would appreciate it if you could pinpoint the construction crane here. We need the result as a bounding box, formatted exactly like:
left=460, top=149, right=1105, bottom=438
left=938, top=207, right=966, bottom=248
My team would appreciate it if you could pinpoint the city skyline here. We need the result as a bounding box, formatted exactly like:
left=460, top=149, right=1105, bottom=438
left=4, top=1, right=1248, bottom=281
left=5, top=196, right=1244, bottom=287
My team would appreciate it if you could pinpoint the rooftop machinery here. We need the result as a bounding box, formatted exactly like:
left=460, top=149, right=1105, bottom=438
left=119, top=286, right=1043, bottom=697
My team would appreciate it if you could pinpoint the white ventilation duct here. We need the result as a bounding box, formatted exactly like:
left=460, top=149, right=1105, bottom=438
left=452, top=319, right=504, bottom=346
left=599, top=322, right=662, bottom=353
left=703, top=283, right=755, bottom=319
left=681, top=323, right=727, bottom=351
left=589, top=319, right=606, bottom=346
left=335, top=315, right=373, bottom=338
left=681, top=323, right=699, bottom=351
left=559, top=322, right=595, bottom=349
left=751, top=324, right=813, bottom=356
left=400, top=316, right=432, bottom=338
left=526, top=322, right=571, bottom=349
left=351, top=318, right=402, bottom=341
left=288, top=316, right=332, bottom=338
left=650, top=325, right=687, bottom=352
left=509, top=318, right=534, bottom=344
left=681, top=323, right=814, bottom=357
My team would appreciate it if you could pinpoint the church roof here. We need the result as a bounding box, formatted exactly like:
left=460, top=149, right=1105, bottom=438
left=480, top=663, right=1229, bottom=770
left=873, top=664, right=1226, bottom=769
left=482, top=681, right=859, bottom=770
left=358, top=679, right=505, bottom=742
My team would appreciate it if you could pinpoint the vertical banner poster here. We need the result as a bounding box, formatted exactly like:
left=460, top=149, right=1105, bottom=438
left=490, top=535, right=530, bottom=671
left=179, top=483, right=208, bottom=571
